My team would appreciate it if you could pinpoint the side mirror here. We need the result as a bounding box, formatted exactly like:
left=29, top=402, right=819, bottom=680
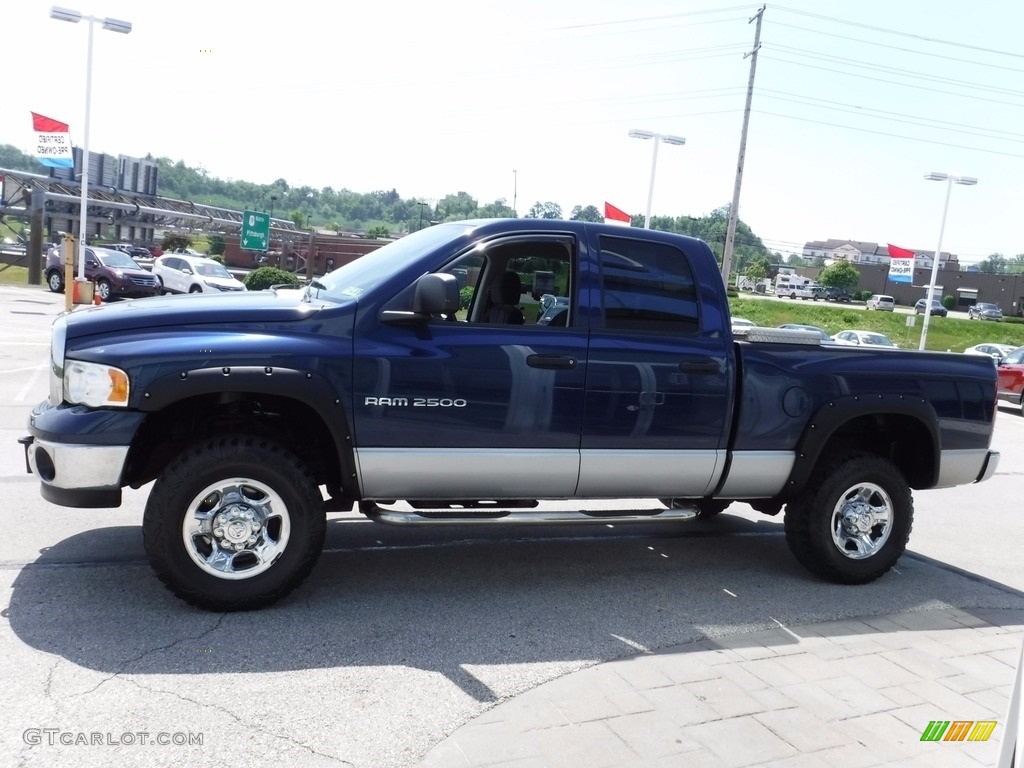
left=412, top=272, right=460, bottom=315
left=182, top=268, right=193, bottom=275
left=381, top=273, right=460, bottom=324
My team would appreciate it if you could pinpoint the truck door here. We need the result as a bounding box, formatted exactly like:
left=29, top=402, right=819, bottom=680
left=352, top=233, right=587, bottom=500
left=578, top=233, right=733, bottom=498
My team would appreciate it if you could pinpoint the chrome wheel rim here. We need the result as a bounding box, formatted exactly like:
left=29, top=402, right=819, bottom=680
left=830, top=482, right=893, bottom=560
left=181, top=478, right=291, bottom=580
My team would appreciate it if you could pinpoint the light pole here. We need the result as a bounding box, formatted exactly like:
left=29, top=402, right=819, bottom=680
left=49, top=6, right=132, bottom=282
left=628, top=129, right=685, bottom=229
left=919, top=172, right=977, bottom=350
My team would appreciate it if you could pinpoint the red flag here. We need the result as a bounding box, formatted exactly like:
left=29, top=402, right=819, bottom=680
left=31, top=112, right=70, bottom=133
left=887, top=243, right=915, bottom=259
left=604, top=202, right=631, bottom=223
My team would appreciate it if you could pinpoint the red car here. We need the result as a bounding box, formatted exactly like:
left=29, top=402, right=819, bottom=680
left=996, top=345, right=1024, bottom=415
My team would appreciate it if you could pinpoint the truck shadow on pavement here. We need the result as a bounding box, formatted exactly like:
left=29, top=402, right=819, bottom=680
left=8, top=515, right=1024, bottom=703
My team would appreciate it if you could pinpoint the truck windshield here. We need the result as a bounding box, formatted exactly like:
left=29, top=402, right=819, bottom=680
left=309, top=224, right=469, bottom=302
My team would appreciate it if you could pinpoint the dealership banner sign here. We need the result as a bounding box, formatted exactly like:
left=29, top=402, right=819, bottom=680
left=31, top=112, right=74, bottom=168
left=887, top=243, right=915, bottom=283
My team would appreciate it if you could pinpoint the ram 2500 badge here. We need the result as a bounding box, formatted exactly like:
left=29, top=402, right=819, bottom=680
left=22, top=219, right=1000, bottom=610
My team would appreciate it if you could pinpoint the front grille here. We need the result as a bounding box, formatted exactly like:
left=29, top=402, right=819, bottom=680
left=128, top=275, right=159, bottom=287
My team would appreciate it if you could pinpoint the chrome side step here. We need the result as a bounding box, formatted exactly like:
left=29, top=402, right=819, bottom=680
left=361, top=503, right=698, bottom=525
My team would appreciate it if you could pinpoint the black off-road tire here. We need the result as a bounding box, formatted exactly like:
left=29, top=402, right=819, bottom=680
left=784, top=451, right=913, bottom=584
left=142, top=436, right=326, bottom=611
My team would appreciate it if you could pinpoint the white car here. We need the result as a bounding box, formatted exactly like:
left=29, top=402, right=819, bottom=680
left=832, top=330, right=900, bottom=349
left=152, top=255, right=247, bottom=294
left=964, top=343, right=1016, bottom=363
left=731, top=317, right=756, bottom=332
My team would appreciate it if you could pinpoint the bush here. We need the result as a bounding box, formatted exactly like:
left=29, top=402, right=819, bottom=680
left=244, top=267, right=301, bottom=291
left=459, top=285, right=475, bottom=310
left=209, top=254, right=225, bottom=265
left=941, top=294, right=955, bottom=310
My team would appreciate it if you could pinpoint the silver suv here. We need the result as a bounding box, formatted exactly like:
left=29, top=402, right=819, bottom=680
left=866, top=294, right=895, bottom=311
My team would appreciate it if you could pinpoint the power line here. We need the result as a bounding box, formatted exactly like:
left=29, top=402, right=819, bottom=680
left=768, top=43, right=1024, bottom=99
left=759, top=90, right=1024, bottom=145
left=771, top=4, right=1024, bottom=60
left=761, top=54, right=1024, bottom=110
left=770, top=20, right=1024, bottom=75
left=755, top=109, right=1024, bottom=160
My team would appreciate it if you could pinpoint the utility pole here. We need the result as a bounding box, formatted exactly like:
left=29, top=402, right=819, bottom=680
left=721, top=4, right=765, bottom=286
left=512, top=169, right=518, bottom=217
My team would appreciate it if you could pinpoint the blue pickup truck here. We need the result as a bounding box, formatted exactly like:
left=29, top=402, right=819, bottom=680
left=23, top=219, right=1000, bottom=610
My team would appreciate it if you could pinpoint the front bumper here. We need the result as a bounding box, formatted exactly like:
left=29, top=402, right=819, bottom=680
left=22, top=435, right=127, bottom=507
left=24, top=399, right=145, bottom=508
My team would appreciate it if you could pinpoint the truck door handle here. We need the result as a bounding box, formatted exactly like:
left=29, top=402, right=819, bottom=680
left=677, top=359, right=719, bottom=375
left=527, top=354, right=577, bottom=370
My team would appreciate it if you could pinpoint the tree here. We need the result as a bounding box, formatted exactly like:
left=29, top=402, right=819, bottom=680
left=786, top=253, right=805, bottom=267
left=745, top=255, right=772, bottom=281
left=365, top=225, right=391, bottom=239
left=978, top=253, right=1007, bottom=274
left=569, top=205, right=603, bottom=222
left=526, top=201, right=562, bottom=220
left=207, top=234, right=226, bottom=256
left=817, top=260, right=861, bottom=289
left=161, top=233, right=193, bottom=252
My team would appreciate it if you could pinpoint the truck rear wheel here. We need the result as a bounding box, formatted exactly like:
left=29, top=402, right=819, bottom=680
left=142, top=436, right=325, bottom=611
left=784, top=452, right=912, bottom=584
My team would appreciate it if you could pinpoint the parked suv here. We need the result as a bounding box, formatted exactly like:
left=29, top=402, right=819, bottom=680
left=866, top=294, right=895, bottom=311
left=914, top=298, right=948, bottom=317
left=151, top=254, right=246, bottom=294
left=44, top=246, right=161, bottom=300
left=968, top=302, right=1003, bottom=322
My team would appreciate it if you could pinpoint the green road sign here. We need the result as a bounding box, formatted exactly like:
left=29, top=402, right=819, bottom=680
left=241, top=210, right=270, bottom=251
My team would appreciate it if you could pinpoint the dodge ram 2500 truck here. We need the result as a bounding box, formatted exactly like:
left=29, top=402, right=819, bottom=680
left=22, top=219, right=1000, bottom=611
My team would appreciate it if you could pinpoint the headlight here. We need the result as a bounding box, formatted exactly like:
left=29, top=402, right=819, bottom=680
left=48, top=317, right=68, bottom=406
left=64, top=360, right=130, bottom=407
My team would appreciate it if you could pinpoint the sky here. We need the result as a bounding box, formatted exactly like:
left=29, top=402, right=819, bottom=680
left=3, top=0, right=1023, bottom=263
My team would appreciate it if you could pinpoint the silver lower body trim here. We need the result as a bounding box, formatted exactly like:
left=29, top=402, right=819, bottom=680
left=577, top=449, right=724, bottom=498
left=356, top=448, right=580, bottom=499
left=28, top=439, right=129, bottom=490
left=716, top=451, right=795, bottom=498
left=936, top=448, right=995, bottom=488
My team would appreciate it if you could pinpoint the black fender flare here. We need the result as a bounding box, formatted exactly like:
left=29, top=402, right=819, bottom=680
left=138, top=365, right=357, bottom=494
left=782, top=393, right=940, bottom=496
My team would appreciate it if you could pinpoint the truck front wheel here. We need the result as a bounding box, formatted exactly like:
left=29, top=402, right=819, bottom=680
left=143, top=436, right=325, bottom=611
left=784, top=452, right=913, bottom=584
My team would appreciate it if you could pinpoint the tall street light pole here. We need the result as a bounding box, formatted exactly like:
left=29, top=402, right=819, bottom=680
left=49, top=6, right=132, bottom=281
left=628, top=129, right=686, bottom=229
left=919, top=172, right=977, bottom=351
left=512, top=169, right=518, bottom=217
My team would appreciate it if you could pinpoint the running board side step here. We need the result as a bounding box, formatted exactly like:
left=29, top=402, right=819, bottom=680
left=360, top=503, right=698, bottom=525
